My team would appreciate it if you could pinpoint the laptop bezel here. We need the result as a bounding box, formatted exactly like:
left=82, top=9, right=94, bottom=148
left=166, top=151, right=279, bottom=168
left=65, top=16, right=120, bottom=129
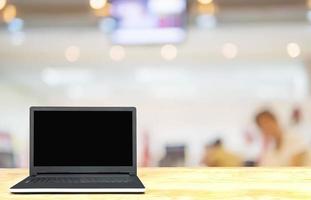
left=29, top=106, right=137, bottom=176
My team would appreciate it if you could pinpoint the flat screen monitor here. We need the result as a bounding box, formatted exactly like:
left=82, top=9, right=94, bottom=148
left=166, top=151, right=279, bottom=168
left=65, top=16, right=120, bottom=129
left=109, top=0, right=187, bottom=45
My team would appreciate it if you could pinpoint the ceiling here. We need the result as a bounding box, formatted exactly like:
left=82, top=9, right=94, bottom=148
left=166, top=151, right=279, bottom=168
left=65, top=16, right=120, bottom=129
left=0, top=0, right=309, bottom=27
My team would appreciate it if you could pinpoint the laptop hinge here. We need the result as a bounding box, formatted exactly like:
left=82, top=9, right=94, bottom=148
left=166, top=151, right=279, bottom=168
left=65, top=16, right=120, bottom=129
left=36, top=172, right=131, bottom=176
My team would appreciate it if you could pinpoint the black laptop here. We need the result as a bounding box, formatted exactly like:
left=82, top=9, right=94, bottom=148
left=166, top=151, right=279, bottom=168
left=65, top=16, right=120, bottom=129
left=10, top=106, right=145, bottom=193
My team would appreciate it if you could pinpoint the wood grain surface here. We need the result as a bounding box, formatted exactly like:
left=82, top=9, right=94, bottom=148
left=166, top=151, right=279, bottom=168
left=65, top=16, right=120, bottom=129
left=1, top=168, right=311, bottom=199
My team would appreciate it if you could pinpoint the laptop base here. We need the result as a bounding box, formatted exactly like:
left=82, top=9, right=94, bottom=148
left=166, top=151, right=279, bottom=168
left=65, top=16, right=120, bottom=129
left=10, top=188, right=145, bottom=193
left=10, top=175, right=145, bottom=194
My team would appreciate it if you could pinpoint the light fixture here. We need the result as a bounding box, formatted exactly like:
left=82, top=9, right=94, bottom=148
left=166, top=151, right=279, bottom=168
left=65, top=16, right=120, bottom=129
left=109, top=45, right=125, bottom=61
left=307, top=10, right=311, bottom=22
left=0, top=0, right=7, bottom=10
left=197, top=2, right=217, bottom=15
left=89, top=0, right=107, bottom=10
left=3, top=4, right=16, bottom=23
left=93, top=2, right=111, bottom=17
left=98, top=17, right=117, bottom=33
left=65, top=45, right=80, bottom=62
left=8, top=18, right=24, bottom=33
left=222, top=43, right=238, bottom=59
left=161, top=44, right=177, bottom=61
left=287, top=42, right=301, bottom=58
left=197, top=0, right=213, bottom=5
left=196, top=14, right=217, bottom=29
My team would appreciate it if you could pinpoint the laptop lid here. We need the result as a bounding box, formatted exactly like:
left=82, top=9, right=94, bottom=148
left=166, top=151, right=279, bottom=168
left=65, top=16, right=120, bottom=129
left=29, top=107, right=136, bottom=175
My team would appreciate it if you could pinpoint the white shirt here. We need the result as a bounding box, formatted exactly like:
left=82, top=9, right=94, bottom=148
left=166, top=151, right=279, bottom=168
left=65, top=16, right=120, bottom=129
left=260, top=133, right=310, bottom=166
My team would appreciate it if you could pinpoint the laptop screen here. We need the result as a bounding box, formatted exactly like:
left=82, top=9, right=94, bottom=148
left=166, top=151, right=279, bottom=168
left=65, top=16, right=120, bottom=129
left=33, top=110, right=133, bottom=166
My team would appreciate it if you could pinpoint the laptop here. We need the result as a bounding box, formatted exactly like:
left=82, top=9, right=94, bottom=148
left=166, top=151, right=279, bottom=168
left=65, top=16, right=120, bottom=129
left=10, top=106, right=145, bottom=193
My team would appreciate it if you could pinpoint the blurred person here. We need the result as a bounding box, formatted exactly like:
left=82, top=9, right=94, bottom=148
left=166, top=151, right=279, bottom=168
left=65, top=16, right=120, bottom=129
left=255, top=110, right=310, bottom=166
left=290, top=107, right=302, bottom=126
left=288, top=106, right=311, bottom=146
left=201, top=139, right=242, bottom=167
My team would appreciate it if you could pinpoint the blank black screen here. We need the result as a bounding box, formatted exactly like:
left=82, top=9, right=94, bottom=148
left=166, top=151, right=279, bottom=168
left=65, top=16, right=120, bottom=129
left=34, top=110, right=133, bottom=166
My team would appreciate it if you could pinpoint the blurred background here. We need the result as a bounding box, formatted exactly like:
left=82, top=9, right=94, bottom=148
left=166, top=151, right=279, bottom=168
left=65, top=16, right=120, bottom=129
left=1, top=0, right=311, bottom=168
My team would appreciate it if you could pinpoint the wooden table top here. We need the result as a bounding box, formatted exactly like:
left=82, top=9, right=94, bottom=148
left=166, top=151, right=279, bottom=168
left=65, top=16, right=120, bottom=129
left=1, top=168, right=311, bottom=199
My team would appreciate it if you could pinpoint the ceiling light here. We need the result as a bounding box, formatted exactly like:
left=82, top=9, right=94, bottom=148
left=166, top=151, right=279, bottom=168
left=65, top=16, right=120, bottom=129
left=0, top=0, right=7, bottom=10
left=197, top=0, right=213, bottom=5
left=161, top=44, right=178, bottom=61
left=222, top=43, right=238, bottom=59
left=8, top=18, right=24, bottom=33
left=3, top=4, right=16, bottom=23
left=287, top=42, right=301, bottom=58
left=307, top=10, right=311, bottom=22
left=196, top=14, right=217, bottom=29
left=65, top=46, right=80, bottom=62
left=89, top=0, right=107, bottom=10
left=109, top=45, right=125, bottom=61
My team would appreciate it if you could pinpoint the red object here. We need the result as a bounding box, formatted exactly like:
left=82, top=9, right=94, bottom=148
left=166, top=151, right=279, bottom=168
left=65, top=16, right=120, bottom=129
left=141, top=131, right=150, bottom=167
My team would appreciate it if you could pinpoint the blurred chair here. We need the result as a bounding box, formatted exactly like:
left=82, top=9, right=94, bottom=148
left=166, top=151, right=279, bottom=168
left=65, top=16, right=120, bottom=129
left=201, top=139, right=242, bottom=167
left=158, top=145, right=186, bottom=167
left=0, top=132, right=15, bottom=167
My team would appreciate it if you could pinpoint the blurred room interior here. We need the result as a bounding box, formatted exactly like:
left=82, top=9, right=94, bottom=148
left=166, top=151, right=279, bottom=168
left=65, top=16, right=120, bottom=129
left=1, top=0, right=311, bottom=168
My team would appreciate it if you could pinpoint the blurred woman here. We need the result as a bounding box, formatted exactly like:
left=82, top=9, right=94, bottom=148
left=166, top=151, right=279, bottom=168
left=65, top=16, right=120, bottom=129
left=255, top=110, right=310, bottom=166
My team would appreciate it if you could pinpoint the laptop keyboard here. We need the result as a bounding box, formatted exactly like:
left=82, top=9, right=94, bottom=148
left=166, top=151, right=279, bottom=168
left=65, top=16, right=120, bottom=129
left=27, top=176, right=130, bottom=184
